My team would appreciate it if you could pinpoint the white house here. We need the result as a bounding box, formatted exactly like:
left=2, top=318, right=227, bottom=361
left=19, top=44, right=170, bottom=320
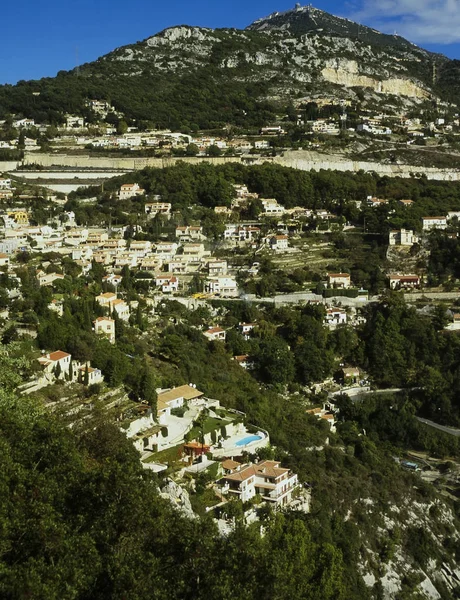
left=157, top=385, right=204, bottom=423
left=93, top=317, right=116, bottom=344
left=422, top=216, right=447, bottom=231
left=219, top=460, right=299, bottom=508
left=269, top=235, right=289, bottom=251
left=0, top=178, right=12, bottom=189
left=389, top=274, right=421, bottom=290
left=208, top=259, right=227, bottom=277
left=111, top=299, right=130, bottom=321
left=0, top=253, right=10, bottom=267
left=36, top=271, right=65, bottom=287
left=182, top=243, right=206, bottom=260
left=327, top=273, right=351, bottom=289
left=205, top=277, right=239, bottom=298
left=118, top=183, right=145, bottom=200
left=154, top=242, right=178, bottom=261
left=238, top=322, right=256, bottom=340
left=261, top=199, right=285, bottom=216
left=96, top=292, right=117, bottom=308
left=145, top=202, right=171, bottom=218
left=156, top=276, right=179, bottom=293
left=38, top=350, right=72, bottom=379
left=388, top=229, right=417, bottom=247
left=65, top=115, right=85, bottom=129
left=324, top=308, right=347, bottom=328
left=175, top=226, right=205, bottom=242
left=79, top=364, right=104, bottom=385
left=203, top=327, right=226, bottom=341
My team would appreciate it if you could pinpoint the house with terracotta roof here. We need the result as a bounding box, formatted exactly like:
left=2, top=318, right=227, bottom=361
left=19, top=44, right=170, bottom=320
left=327, top=273, right=351, bottom=289
left=156, top=385, right=204, bottom=423
left=269, top=235, right=289, bottom=251
left=95, top=291, right=117, bottom=307
left=111, top=299, right=130, bottom=321
left=389, top=274, right=421, bottom=290
left=203, top=326, right=226, bottom=341
left=118, top=183, right=145, bottom=200
left=93, top=317, right=116, bottom=344
left=78, top=364, right=104, bottom=385
left=219, top=460, right=299, bottom=507
left=155, top=275, right=179, bottom=293
left=306, top=403, right=337, bottom=433
left=232, top=355, right=252, bottom=369
left=38, top=350, right=72, bottom=379
left=0, top=252, right=9, bottom=268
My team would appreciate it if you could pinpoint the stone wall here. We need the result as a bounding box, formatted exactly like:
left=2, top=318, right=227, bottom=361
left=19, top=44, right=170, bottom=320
left=18, top=151, right=460, bottom=182
left=273, top=151, right=460, bottom=181
left=21, top=153, right=242, bottom=171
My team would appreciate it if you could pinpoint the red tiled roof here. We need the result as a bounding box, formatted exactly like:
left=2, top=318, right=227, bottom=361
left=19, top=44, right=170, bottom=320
left=49, top=350, right=70, bottom=361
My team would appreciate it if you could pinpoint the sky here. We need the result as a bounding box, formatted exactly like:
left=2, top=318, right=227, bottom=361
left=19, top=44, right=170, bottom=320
left=1, top=0, right=460, bottom=84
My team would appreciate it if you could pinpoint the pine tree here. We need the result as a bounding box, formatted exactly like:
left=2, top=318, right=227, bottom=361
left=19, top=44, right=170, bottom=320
left=141, top=365, right=157, bottom=415
left=54, top=361, right=62, bottom=379
left=83, top=365, right=89, bottom=387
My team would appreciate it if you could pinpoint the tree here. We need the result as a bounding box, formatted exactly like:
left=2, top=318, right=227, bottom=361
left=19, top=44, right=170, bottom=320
left=54, top=361, right=62, bottom=379
left=141, top=366, right=157, bottom=412
left=206, top=145, right=222, bottom=157
left=186, top=143, right=199, bottom=156
left=251, top=337, right=295, bottom=385
left=83, top=364, right=89, bottom=386
left=117, top=120, right=128, bottom=135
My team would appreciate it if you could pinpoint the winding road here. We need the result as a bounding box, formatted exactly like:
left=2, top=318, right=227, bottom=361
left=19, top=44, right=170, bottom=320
left=416, top=417, right=460, bottom=437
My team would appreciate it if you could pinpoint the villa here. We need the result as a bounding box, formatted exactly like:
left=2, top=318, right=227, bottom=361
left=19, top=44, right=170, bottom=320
left=219, top=460, right=299, bottom=508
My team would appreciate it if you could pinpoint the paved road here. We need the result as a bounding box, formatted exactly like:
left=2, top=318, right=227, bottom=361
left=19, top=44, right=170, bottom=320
left=416, top=417, right=460, bottom=437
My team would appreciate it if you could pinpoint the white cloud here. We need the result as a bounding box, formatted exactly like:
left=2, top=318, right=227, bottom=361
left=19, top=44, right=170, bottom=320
left=347, top=0, right=460, bottom=44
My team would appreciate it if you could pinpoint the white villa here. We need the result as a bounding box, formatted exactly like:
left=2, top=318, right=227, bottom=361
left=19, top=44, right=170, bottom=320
left=118, top=183, right=145, bottom=200
left=422, top=216, right=447, bottom=231
left=219, top=460, right=299, bottom=508
left=389, top=229, right=418, bottom=247
left=93, top=317, right=116, bottom=344
left=327, top=273, right=351, bottom=289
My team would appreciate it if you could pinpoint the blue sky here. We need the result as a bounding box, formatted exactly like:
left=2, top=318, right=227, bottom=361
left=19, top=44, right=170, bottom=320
left=1, top=0, right=460, bottom=84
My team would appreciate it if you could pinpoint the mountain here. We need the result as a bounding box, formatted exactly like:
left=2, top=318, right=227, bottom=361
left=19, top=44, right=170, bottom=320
left=248, top=4, right=418, bottom=50
left=0, top=4, right=458, bottom=130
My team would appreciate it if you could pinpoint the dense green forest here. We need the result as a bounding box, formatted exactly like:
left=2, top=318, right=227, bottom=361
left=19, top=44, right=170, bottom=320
left=69, top=162, right=460, bottom=222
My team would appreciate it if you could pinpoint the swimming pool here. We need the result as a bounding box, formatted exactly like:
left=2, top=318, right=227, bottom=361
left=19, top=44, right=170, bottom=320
left=235, top=434, right=262, bottom=447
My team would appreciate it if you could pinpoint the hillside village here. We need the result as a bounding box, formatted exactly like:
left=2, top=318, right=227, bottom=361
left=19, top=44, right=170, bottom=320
left=3, top=94, right=460, bottom=166
left=5, top=5, right=460, bottom=599
left=3, top=156, right=460, bottom=597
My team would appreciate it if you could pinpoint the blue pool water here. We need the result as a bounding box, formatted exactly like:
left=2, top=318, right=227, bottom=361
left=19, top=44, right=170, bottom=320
left=235, top=435, right=262, bottom=447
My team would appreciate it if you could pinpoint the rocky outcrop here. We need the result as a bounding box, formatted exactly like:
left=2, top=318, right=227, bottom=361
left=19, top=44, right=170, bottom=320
left=321, top=59, right=429, bottom=98
left=160, top=479, right=197, bottom=520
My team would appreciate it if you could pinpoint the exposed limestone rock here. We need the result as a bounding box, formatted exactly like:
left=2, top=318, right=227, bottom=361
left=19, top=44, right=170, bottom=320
left=321, top=58, right=429, bottom=98
left=160, top=478, right=197, bottom=520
